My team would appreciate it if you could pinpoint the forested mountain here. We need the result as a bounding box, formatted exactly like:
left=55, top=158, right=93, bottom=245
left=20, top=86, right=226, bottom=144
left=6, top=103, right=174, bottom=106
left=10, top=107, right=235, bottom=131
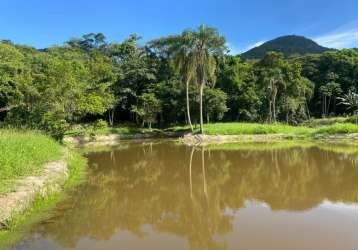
left=241, top=35, right=330, bottom=59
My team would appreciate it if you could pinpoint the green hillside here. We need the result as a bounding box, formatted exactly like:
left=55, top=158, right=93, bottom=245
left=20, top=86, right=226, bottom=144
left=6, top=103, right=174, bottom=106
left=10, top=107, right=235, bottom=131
left=241, top=35, right=330, bottom=59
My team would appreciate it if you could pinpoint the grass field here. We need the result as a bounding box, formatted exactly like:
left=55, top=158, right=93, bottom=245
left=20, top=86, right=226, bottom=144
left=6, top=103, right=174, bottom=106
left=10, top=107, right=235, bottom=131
left=169, top=122, right=358, bottom=136
left=201, top=123, right=313, bottom=135
left=0, top=130, right=63, bottom=194
left=202, top=122, right=358, bottom=136
left=311, top=123, right=358, bottom=135
left=65, top=121, right=358, bottom=139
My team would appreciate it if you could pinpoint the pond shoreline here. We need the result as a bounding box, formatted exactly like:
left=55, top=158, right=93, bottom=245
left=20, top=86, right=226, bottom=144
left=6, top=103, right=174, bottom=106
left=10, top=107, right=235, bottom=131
left=181, top=133, right=358, bottom=145
left=65, top=132, right=358, bottom=147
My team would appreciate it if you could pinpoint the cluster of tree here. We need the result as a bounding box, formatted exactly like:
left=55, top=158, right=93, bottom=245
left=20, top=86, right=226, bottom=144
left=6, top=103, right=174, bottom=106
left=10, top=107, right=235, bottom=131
left=1, top=26, right=358, bottom=138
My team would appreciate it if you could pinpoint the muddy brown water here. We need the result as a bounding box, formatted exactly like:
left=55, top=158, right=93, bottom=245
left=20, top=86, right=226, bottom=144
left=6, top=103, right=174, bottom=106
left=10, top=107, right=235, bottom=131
left=14, top=141, right=358, bottom=250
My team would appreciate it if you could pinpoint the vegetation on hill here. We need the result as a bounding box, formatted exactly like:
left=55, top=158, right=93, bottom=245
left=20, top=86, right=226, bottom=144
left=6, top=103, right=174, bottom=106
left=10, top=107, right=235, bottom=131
left=1, top=28, right=358, bottom=138
left=241, top=35, right=330, bottom=59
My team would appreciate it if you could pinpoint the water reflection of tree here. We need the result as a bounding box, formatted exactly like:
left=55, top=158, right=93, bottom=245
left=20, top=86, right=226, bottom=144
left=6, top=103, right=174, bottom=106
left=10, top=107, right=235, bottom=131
left=32, top=143, right=358, bottom=249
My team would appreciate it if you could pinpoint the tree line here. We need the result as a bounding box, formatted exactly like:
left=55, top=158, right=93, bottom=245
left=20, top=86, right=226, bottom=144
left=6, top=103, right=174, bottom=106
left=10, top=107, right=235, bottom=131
left=1, top=25, right=358, bottom=138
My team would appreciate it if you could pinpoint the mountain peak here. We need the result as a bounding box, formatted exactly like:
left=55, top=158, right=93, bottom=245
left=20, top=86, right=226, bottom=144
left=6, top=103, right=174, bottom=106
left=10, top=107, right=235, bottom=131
left=241, top=35, right=329, bottom=59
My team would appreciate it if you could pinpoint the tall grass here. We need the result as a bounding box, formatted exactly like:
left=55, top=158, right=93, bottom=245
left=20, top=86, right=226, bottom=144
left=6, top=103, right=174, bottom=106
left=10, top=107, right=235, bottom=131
left=312, top=123, right=358, bottom=135
left=0, top=130, right=63, bottom=193
left=201, top=123, right=313, bottom=135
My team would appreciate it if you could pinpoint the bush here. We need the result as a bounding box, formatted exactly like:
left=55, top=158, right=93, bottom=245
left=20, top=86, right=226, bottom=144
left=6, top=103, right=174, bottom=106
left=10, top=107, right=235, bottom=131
left=93, top=119, right=108, bottom=130
left=346, top=114, right=358, bottom=124
left=42, top=115, right=69, bottom=141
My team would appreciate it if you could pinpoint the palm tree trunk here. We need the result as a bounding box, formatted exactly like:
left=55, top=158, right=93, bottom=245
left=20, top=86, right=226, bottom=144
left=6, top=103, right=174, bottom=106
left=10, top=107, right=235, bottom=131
left=327, top=96, right=332, bottom=116
left=189, top=147, right=194, bottom=198
left=305, top=98, right=311, bottom=119
left=108, top=109, right=114, bottom=127
left=201, top=147, right=208, bottom=197
left=269, top=101, right=272, bottom=123
left=186, top=79, right=194, bottom=132
left=273, top=96, right=276, bottom=123
left=199, top=84, right=204, bottom=134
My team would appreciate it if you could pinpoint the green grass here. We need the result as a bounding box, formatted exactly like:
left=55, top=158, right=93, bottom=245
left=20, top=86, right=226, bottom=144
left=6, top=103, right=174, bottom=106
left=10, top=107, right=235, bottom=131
left=66, top=122, right=358, bottom=141
left=303, top=115, right=358, bottom=127
left=0, top=130, right=87, bottom=249
left=200, top=123, right=313, bottom=135
left=303, top=117, right=349, bottom=127
left=0, top=130, right=63, bottom=194
left=0, top=148, right=87, bottom=250
left=312, top=123, right=358, bottom=135
left=185, top=122, right=358, bottom=137
left=65, top=125, right=166, bottom=137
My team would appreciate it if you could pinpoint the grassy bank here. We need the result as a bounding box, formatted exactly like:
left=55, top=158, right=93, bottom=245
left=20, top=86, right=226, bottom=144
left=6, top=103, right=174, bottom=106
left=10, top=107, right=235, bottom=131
left=0, top=147, right=87, bottom=250
left=0, top=130, right=63, bottom=194
left=312, top=123, right=358, bottom=135
left=200, top=123, right=313, bottom=135
left=65, top=121, right=358, bottom=145
left=201, top=122, right=358, bottom=137
left=0, top=130, right=87, bottom=250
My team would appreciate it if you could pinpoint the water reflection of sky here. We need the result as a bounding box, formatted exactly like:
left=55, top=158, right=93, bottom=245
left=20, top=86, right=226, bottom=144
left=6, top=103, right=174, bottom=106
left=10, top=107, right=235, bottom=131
left=220, top=200, right=358, bottom=250
left=241, top=199, right=358, bottom=212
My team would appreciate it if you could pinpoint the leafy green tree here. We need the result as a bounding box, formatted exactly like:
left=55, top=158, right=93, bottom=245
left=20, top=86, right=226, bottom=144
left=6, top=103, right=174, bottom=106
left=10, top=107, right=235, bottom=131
left=131, top=93, right=161, bottom=129
left=319, top=73, right=342, bottom=117
left=255, top=52, right=285, bottom=123
left=338, top=90, right=358, bottom=114
left=203, top=87, right=228, bottom=123
left=0, top=42, right=31, bottom=114
left=216, top=56, right=261, bottom=121
left=66, top=33, right=107, bottom=52
left=109, top=35, right=157, bottom=124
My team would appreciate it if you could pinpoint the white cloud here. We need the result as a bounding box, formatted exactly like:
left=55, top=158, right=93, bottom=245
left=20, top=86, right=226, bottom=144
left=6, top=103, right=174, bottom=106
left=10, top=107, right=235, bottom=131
left=227, top=40, right=266, bottom=55
left=245, top=40, right=266, bottom=51
left=314, top=21, right=358, bottom=49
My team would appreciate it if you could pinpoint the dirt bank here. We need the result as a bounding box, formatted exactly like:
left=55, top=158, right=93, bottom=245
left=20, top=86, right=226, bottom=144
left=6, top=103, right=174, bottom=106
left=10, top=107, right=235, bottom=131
left=0, top=154, right=68, bottom=226
left=65, top=132, right=358, bottom=148
left=181, top=133, right=295, bottom=145
left=64, top=132, right=182, bottom=147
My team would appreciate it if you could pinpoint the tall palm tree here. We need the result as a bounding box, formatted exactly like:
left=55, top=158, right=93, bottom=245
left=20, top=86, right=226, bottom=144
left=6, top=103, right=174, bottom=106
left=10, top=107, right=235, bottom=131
left=172, top=32, right=197, bottom=132
left=191, top=25, right=227, bottom=134
left=150, top=25, right=226, bottom=134
left=149, top=32, right=196, bottom=132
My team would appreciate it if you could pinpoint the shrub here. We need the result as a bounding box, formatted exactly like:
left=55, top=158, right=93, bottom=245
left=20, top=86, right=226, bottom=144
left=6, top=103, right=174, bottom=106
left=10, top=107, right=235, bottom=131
left=93, top=119, right=108, bottom=130
left=346, top=114, right=358, bottom=124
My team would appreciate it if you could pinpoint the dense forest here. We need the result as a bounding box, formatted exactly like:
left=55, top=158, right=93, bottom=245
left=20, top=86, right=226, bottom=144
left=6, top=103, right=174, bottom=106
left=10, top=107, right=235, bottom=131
left=1, top=25, right=358, bottom=138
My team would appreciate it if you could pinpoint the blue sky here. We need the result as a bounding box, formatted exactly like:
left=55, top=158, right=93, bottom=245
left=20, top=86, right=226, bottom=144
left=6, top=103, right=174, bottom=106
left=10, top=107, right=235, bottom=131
left=1, top=0, right=358, bottom=53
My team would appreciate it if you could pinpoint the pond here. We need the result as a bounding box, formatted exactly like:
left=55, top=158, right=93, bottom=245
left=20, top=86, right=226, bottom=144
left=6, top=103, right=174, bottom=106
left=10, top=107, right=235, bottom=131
left=14, top=141, right=358, bottom=250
